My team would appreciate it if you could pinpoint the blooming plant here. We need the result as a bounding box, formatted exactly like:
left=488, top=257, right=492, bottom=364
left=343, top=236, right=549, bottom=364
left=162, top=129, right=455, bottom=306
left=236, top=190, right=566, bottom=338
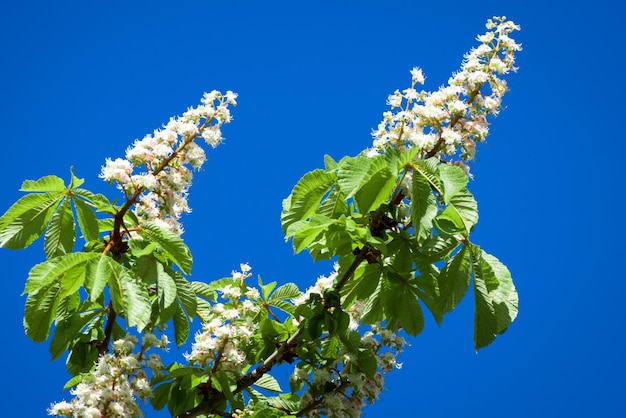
left=0, top=17, right=520, bottom=417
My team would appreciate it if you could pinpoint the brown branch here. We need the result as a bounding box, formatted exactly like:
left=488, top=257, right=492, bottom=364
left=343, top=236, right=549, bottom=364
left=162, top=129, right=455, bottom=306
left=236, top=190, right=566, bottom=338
left=98, top=302, right=117, bottom=356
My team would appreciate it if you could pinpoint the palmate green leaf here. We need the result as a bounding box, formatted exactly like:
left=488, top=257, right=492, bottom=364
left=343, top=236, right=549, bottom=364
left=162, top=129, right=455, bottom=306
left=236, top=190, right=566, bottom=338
left=24, top=252, right=99, bottom=295
left=268, top=283, right=300, bottom=315
left=411, top=173, right=438, bottom=244
left=438, top=164, right=469, bottom=204
left=139, top=222, right=192, bottom=275
left=72, top=196, right=100, bottom=242
left=281, top=169, right=337, bottom=236
left=107, top=262, right=151, bottom=331
left=19, top=175, right=66, bottom=192
left=44, top=198, right=76, bottom=259
left=471, top=244, right=519, bottom=351
left=0, top=192, right=63, bottom=250
left=24, top=282, right=62, bottom=342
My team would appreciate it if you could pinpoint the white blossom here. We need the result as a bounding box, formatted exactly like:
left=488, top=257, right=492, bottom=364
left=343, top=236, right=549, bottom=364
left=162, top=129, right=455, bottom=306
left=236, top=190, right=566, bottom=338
left=368, top=16, right=520, bottom=161
left=100, top=90, right=236, bottom=234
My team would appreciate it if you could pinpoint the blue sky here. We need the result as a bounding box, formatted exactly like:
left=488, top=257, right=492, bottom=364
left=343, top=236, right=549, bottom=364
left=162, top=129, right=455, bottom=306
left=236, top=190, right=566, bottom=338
left=1, top=1, right=624, bottom=416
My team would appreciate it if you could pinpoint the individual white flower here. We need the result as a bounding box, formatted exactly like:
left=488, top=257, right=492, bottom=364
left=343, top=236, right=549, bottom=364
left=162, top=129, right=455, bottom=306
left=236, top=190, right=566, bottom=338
left=410, top=67, right=425, bottom=85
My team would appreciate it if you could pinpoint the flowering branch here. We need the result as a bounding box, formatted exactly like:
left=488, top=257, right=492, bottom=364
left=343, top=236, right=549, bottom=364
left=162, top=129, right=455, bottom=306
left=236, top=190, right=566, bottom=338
left=0, top=16, right=521, bottom=418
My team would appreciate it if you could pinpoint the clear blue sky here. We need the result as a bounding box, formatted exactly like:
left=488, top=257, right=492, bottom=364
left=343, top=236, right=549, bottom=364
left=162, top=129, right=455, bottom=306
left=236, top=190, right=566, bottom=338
left=1, top=1, right=624, bottom=417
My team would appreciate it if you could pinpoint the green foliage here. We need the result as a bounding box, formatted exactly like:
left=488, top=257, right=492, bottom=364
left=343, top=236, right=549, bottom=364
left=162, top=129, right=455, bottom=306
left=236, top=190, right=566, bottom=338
left=1, top=89, right=519, bottom=418
left=0, top=170, right=106, bottom=255
left=281, top=146, right=517, bottom=349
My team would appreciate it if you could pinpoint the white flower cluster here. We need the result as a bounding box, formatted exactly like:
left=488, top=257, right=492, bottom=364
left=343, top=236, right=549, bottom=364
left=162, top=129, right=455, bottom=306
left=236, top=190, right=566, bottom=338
left=292, top=312, right=407, bottom=418
left=185, top=263, right=260, bottom=378
left=100, top=90, right=237, bottom=234
left=369, top=16, right=521, bottom=163
left=48, top=333, right=168, bottom=418
left=291, top=263, right=339, bottom=307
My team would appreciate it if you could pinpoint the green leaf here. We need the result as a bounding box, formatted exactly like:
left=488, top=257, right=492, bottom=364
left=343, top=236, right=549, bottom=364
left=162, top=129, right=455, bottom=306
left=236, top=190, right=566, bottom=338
left=66, top=340, right=99, bottom=375
left=63, top=374, right=84, bottom=390
left=471, top=245, right=518, bottom=351
left=336, top=155, right=372, bottom=198
left=268, top=283, right=300, bottom=315
left=288, top=215, right=335, bottom=254
left=316, top=187, right=348, bottom=219
left=0, top=193, right=62, bottom=250
left=266, top=396, right=300, bottom=414
left=414, top=158, right=442, bottom=192
left=437, top=244, right=471, bottom=314
left=44, top=198, right=76, bottom=259
left=49, top=309, right=101, bottom=360
left=107, top=262, right=151, bottom=331
left=259, top=277, right=277, bottom=301
left=151, top=382, right=173, bottom=411
left=323, top=154, right=338, bottom=170
left=411, top=173, right=438, bottom=244
left=354, top=167, right=395, bottom=213
left=434, top=206, right=466, bottom=238
left=281, top=169, right=337, bottom=235
left=341, top=264, right=381, bottom=305
left=72, top=188, right=111, bottom=209
left=24, top=283, right=61, bottom=342
left=24, top=252, right=98, bottom=295
left=157, top=263, right=178, bottom=312
left=439, top=164, right=469, bottom=204
left=172, top=270, right=196, bottom=320
left=172, top=303, right=190, bottom=346
left=86, top=255, right=115, bottom=301
left=69, top=167, right=85, bottom=189
left=357, top=347, right=378, bottom=378
left=190, top=281, right=217, bottom=302
left=360, top=280, right=385, bottom=325
left=397, top=286, right=424, bottom=337
left=139, top=222, right=193, bottom=275
left=269, top=283, right=300, bottom=301
left=253, top=373, right=283, bottom=393
left=449, top=188, right=479, bottom=233
left=72, top=197, right=100, bottom=242
left=20, top=175, right=66, bottom=192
